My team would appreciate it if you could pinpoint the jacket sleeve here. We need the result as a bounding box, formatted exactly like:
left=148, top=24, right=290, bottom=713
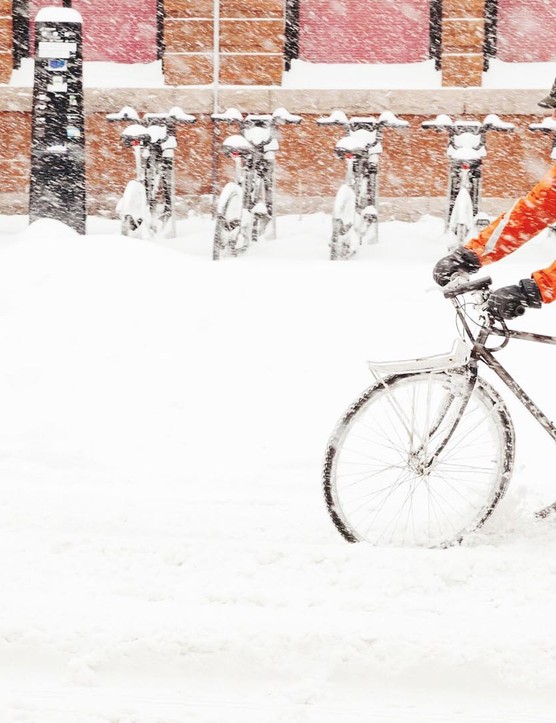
left=465, top=163, right=556, bottom=267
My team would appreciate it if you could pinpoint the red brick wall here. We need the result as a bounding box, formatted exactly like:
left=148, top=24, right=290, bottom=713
left=497, top=0, right=556, bottom=62
left=299, top=0, right=430, bottom=64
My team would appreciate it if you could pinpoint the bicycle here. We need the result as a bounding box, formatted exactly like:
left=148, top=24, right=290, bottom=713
left=528, top=114, right=556, bottom=238
left=317, top=110, right=409, bottom=260
left=323, top=274, right=556, bottom=549
left=422, top=114, right=514, bottom=249
left=210, top=107, right=301, bottom=261
left=106, top=106, right=196, bottom=240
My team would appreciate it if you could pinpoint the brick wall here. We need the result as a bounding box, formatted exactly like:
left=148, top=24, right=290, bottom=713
left=442, top=0, right=486, bottom=86
left=0, top=0, right=12, bottom=84
left=164, top=0, right=284, bottom=86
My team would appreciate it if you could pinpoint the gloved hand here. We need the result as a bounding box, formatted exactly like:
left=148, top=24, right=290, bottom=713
left=433, top=247, right=481, bottom=286
left=488, top=278, right=542, bottom=320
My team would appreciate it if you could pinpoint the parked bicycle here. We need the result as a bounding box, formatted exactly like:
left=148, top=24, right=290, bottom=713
left=529, top=114, right=556, bottom=237
left=323, top=274, right=556, bottom=549
left=422, top=114, right=514, bottom=249
left=317, top=110, right=408, bottom=260
left=106, top=106, right=196, bottom=240
left=211, top=107, right=301, bottom=261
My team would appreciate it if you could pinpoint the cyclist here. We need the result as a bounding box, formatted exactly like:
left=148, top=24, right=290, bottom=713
left=433, top=83, right=556, bottom=320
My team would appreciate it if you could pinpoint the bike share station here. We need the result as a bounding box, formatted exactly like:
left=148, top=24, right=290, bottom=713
left=29, top=3, right=86, bottom=235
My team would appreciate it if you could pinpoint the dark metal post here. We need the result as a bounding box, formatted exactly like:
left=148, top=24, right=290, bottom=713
left=12, top=0, right=30, bottom=68
left=29, top=7, right=86, bottom=234
left=284, top=0, right=300, bottom=71
left=484, top=0, right=498, bottom=71
left=429, top=0, right=442, bottom=72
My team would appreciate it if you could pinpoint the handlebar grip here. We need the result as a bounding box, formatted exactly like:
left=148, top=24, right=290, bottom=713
left=442, top=276, right=492, bottom=298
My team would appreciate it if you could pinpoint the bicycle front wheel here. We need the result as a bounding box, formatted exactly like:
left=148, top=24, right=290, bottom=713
left=213, top=183, right=245, bottom=260
left=323, top=371, right=514, bottom=548
left=147, top=158, right=174, bottom=240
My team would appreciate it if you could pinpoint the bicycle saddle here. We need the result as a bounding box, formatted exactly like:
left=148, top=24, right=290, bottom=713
left=448, top=132, right=486, bottom=161
left=222, top=134, right=253, bottom=154
left=335, top=129, right=381, bottom=156
left=147, top=125, right=168, bottom=144
left=243, top=126, right=273, bottom=147
left=121, top=123, right=151, bottom=146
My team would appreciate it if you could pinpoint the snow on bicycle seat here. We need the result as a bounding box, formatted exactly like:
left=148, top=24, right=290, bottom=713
left=367, top=339, right=471, bottom=376
left=243, top=126, right=273, bottom=147
left=147, top=125, right=168, bottom=143
left=336, top=129, right=381, bottom=155
left=222, top=134, right=253, bottom=154
left=121, top=124, right=151, bottom=143
left=448, top=132, right=486, bottom=160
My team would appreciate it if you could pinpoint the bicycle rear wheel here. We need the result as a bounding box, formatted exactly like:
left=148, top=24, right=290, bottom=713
left=323, top=371, right=514, bottom=548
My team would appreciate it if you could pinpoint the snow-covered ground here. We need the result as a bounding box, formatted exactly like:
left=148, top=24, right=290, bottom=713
left=2, top=212, right=556, bottom=722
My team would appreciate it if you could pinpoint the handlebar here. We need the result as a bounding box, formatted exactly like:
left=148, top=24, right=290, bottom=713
left=442, top=275, right=493, bottom=298
left=211, top=107, right=302, bottom=127
left=421, top=114, right=514, bottom=134
left=107, top=106, right=196, bottom=126
left=317, top=109, right=408, bottom=131
left=529, top=117, right=556, bottom=133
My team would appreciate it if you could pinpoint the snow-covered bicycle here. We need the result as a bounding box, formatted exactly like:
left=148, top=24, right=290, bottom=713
left=529, top=114, right=556, bottom=238
left=422, top=114, right=514, bottom=249
left=323, top=274, right=556, bottom=549
left=211, top=107, right=301, bottom=261
left=317, top=110, right=408, bottom=260
left=107, top=106, right=196, bottom=240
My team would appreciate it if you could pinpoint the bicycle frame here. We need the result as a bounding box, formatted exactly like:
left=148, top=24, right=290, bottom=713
left=212, top=108, right=301, bottom=251
left=439, top=278, right=556, bottom=449
left=372, top=277, right=556, bottom=479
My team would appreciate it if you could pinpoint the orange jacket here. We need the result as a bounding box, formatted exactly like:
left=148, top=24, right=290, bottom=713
left=466, top=163, right=556, bottom=302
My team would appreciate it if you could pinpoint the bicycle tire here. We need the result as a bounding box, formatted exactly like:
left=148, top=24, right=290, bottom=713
left=364, top=168, right=379, bottom=245
left=250, top=176, right=265, bottom=245
left=212, top=183, right=244, bottom=261
left=331, top=184, right=356, bottom=260
left=121, top=214, right=139, bottom=236
left=323, top=370, right=514, bottom=548
left=330, top=218, right=341, bottom=260
left=148, top=160, right=173, bottom=239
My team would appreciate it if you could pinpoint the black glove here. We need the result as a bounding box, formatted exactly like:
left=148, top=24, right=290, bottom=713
left=488, top=278, right=542, bottom=320
left=433, top=247, right=481, bottom=287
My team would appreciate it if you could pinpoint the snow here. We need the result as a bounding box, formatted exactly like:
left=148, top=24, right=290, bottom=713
left=10, top=58, right=165, bottom=89
left=2, top=212, right=556, bottom=721
left=282, top=59, right=442, bottom=89
left=483, top=59, right=556, bottom=90
left=35, top=8, right=82, bottom=24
